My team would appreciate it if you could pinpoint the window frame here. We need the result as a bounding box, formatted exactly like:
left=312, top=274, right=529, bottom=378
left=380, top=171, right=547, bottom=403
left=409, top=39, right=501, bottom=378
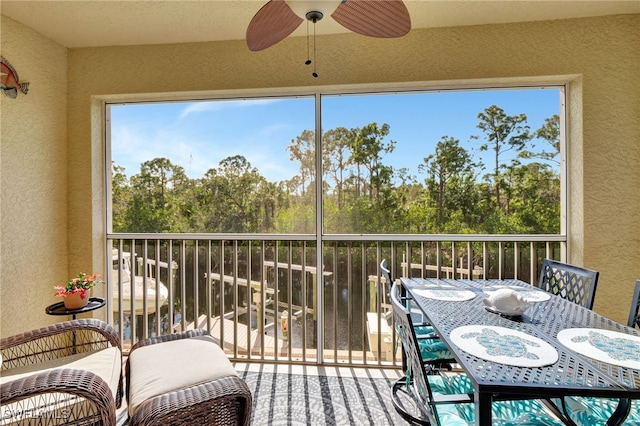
left=104, top=82, right=567, bottom=239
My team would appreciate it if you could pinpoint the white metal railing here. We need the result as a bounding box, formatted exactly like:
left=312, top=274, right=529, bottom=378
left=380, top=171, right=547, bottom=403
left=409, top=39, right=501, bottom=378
left=106, top=234, right=565, bottom=367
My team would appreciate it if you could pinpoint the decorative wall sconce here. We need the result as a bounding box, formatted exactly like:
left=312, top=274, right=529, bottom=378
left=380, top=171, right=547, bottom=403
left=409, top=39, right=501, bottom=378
left=1, top=57, right=29, bottom=99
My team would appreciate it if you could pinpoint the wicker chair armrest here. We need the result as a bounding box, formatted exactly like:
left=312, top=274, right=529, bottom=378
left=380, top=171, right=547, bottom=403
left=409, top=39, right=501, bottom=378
left=1, top=319, right=120, bottom=349
left=1, top=319, right=121, bottom=368
left=128, top=375, right=252, bottom=426
left=0, top=368, right=116, bottom=426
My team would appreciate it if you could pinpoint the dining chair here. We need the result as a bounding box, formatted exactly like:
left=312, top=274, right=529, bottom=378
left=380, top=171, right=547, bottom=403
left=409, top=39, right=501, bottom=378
left=538, top=259, right=599, bottom=309
left=550, top=278, right=640, bottom=426
left=381, top=259, right=455, bottom=368
left=628, top=279, right=640, bottom=328
left=560, top=395, right=640, bottom=425
left=549, top=279, right=640, bottom=426
left=381, top=259, right=423, bottom=325
left=388, top=283, right=566, bottom=426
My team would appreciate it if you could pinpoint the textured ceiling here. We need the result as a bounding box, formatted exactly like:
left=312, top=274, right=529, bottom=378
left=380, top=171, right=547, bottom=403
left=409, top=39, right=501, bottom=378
left=2, top=0, right=639, bottom=49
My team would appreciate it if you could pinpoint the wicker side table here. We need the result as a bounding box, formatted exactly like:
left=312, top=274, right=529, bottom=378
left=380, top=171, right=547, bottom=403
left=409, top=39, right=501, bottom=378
left=125, top=329, right=252, bottom=426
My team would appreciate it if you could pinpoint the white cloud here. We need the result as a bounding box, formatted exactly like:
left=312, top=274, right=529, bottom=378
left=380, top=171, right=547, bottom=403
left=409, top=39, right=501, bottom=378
left=179, top=98, right=282, bottom=119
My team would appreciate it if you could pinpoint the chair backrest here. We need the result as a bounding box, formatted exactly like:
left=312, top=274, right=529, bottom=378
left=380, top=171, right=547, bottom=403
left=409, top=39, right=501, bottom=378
left=538, top=259, right=599, bottom=309
left=389, top=283, right=435, bottom=413
left=628, top=280, right=640, bottom=329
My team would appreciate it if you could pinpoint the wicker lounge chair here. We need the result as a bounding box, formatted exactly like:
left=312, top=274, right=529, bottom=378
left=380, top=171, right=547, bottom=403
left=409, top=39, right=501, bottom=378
left=0, top=319, right=123, bottom=426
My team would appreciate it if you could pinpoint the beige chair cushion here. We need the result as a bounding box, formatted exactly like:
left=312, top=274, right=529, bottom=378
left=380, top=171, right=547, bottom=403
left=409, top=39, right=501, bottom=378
left=0, top=347, right=121, bottom=425
left=128, top=334, right=237, bottom=416
left=0, top=347, right=121, bottom=394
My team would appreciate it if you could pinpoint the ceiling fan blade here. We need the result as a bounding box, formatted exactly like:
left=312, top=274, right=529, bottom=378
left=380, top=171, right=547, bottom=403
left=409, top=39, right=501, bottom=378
left=246, top=0, right=304, bottom=51
left=331, top=0, right=411, bottom=38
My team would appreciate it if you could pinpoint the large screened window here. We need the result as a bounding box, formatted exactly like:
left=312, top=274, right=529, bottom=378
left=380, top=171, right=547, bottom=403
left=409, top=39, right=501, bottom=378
left=321, top=88, right=562, bottom=234
left=109, top=96, right=317, bottom=233
left=107, top=86, right=563, bottom=235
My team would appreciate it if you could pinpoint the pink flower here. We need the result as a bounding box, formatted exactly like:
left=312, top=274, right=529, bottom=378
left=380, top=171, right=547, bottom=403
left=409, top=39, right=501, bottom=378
left=54, top=272, right=103, bottom=298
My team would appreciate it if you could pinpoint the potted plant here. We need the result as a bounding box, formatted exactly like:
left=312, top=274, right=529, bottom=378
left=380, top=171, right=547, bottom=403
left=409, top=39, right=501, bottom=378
left=54, top=272, right=103, bottom=310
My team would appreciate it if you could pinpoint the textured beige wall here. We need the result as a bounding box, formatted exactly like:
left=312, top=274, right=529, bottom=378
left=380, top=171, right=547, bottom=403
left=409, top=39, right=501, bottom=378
left=1, top=16, right=68, bottom=336
left=1, top=13, right=638, bottom=337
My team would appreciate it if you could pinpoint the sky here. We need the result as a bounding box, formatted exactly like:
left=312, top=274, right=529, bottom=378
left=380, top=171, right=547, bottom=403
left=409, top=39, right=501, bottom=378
left=110, top=87, right=561, bottom=183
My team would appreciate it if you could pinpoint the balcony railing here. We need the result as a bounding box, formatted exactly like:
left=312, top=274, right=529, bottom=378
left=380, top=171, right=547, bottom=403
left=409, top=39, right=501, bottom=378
left=107, top=234, right=565, bottom=367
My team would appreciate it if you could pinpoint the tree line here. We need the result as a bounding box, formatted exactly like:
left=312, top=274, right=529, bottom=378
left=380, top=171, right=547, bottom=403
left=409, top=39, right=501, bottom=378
left=111, top=105, right=560, bottom=235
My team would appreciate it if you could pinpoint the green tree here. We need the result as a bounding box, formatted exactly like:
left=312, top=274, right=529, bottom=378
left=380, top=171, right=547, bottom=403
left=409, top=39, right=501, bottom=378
left=111, top=163, right=130, bottom=232
left=473, top=105, right=531, bottom=210
left=213, top=155, right=276, bottom=232
left=323, top=127, right=355, bottom=209
left=287, top=130, right=315, bottom=196
left=520, top=114, right=560, bottom=165
left=349, top=123, right=395, bottom=203
left=127, top=157, right=188, bottom=232
left=503, top=162, right=560, bottom=233
left=419, top=136, right=478, bottom=229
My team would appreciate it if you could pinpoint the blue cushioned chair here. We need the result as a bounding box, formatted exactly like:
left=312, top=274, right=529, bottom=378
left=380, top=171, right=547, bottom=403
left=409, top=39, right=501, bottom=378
left=538, top=259, right=599, bottom=309
left=381, top=259, right=454, bottom=367
left=557, top=280, right=640, bottom=426
left=389, top=283, right=566, bottom=426
left=561, top=396, right=640, bottom=426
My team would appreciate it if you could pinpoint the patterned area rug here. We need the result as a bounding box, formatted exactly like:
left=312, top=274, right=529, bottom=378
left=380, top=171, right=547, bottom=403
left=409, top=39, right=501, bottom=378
left=239, top=365, right=407, bottom=425
left=116, top=364, right=407, bottom=425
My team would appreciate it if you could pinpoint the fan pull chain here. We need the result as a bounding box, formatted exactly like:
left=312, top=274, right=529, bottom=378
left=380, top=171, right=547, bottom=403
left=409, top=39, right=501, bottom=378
left=304, top=11, right=322, bottom=78
left=312, top=20, right=318, bottom=78
left=305, top=19, right=311, bottom=66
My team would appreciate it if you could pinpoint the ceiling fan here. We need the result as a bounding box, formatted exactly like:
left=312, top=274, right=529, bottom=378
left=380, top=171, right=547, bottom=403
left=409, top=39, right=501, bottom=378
left=246, top=0, right=411, bottom=52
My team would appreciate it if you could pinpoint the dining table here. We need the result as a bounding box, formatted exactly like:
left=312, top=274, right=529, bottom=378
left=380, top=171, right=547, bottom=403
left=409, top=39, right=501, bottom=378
left=400, top=277, right=640, bottom=426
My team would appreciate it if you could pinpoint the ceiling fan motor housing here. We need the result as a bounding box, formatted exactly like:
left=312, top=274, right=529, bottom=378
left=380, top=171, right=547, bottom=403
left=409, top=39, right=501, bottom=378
left=288, top=0, right=342, bottom=19
left=305, top=11, right=323, bottom=23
